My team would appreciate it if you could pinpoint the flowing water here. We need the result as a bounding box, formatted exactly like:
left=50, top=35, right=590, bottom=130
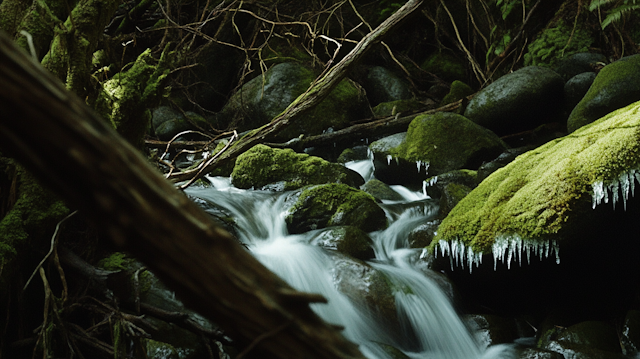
left=185, top=159, right=517, bottom=359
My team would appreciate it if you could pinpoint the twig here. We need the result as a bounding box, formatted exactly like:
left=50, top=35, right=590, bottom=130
left=24, top=210, right=78, bottom=291
left=177, top=130, right=238, bottom=189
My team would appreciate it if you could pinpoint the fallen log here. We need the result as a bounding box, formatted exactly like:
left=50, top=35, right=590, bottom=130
left=0, top=31, right=366, bottom=359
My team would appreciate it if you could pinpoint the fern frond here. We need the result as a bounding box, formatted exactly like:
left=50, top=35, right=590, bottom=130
left=589, top=0, right=616, bottom=12
left=601, top=4, right=640, bottom=28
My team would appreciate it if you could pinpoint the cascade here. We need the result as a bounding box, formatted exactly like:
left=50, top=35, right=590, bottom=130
left=185, top=158, right=518, bottom=359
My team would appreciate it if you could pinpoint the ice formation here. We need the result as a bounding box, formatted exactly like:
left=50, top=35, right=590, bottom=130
left=435, top=235, right=559, bottom=273
left=416, top=160, right=430, bottom=175
left=592, top=167, right=640, bottom=210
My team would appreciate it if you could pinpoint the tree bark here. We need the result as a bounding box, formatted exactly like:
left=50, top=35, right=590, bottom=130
left=0, top=32, right=366, bottom=359
left=167, top=0, right=424, bottom=184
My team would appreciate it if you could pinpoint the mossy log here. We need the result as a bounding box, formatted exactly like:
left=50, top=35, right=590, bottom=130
left=0, top=32, right=366, bottom=359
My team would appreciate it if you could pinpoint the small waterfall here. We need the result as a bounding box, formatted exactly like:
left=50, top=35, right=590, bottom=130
left=186, top=166, right=517, bottom=359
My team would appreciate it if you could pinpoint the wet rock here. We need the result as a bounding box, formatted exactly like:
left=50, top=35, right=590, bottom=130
left=563, top=72, right=596, bottom=113
left=476, top=147, right=534, bottom=183
left=408, top=220, right=441, bottom=248
left=516, top=348, right=564, bottom=359
left=369, top=132, right=420, bottom=187
left=363, top=66, right=413, bottom=106
left=361, top=179, right=404, bottom=202
left=332, top=255, right=399, bottom=328
left=372, top=98, right=424, bottom=117
left=424, top=169, right=478, bottom=198
left=567, top=54, right=640, bottom=132
left=231, top=144, right=364, bottom=191
left=465, top=314, right=518, bottom=349
left=439, top=183, right=472, bottom=217
left=215, top=62, right=370, bottom=139
left=375, top=112, right=506, bottom=188
left=285, top=183, right=387, bottom=233
left=151, top=106, right=210, bottom=140
left=554, top=52, right=606, bottom=81
left=464, top=66, right=565, bottom=136
left=311, top=226, right=375, bottom=260
left=337, top=145, right=370, bottom=163
left=621, top=310, right=640, bottom=355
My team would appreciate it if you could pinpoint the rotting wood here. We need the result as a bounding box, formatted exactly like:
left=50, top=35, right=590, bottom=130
left=0, top=32, right=367, bottom=359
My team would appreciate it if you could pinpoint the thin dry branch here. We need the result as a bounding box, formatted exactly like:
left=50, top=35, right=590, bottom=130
left=167, top=0, right=424, bottom=185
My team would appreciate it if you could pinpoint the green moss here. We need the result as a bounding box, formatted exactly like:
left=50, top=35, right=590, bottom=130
left=389, top=112, right=507, bottom=175
left=95, top=47, right=172, bottom=147
left=287, top=183, right=387, bottom=232
left=440, top=80, right=474, bottom=107
left=231, top=144, right=362, bottom=190
left=0, top=166, right=69, bottom=285
left=372, top=99, right=423, bottom=117
left=433, top=100, right=640, bottom=253
left=524, top=19, right=593, bottom=67
left=421, top=51, right=467, bottom=81
left=97, top=252, right=134, bottom=271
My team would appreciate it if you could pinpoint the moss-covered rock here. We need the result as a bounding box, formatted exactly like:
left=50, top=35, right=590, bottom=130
left=439, top=183, right=472, bottom=217
left=567, top=54, right=640, bottom=133
left=433, top=99, right=640, bottom=254
left=440, top=80, right=474, bottom=107
left=95, top=48, right=172, bottom=147
left=554, top=53, right=606, bottom=82
left=215, top=62, right=371, bottom=139
left=524, top=19, right=594, bottom=68
left=311, top=226, right=375, bottom=260
left=336, top=146, right=369, bottom=163
left=151, top=106, right=211, bottom=140
left=285, top=183, right=386, bottom=233
left=389, top=112, right=507, bottom=179
left=372, top=99, right=424, bottom=117
left=464, top=66, right=565, bottom=136
left=421, top=51, right=467, bottom=82
left=0, top=166, right=69, bottom=289
left=361, top=179, right=404, bottom=202
left=424, top=169, right=478, bottom=198
left=231, top=144, right=364, bottom=190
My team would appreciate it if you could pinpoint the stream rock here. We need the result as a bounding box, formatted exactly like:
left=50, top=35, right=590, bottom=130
left=464, top=66, right=565, bottom=136
left=563, top=72, right=596, bottom=113
left=214, top=62, right=370, bottom=139
left=151, top=106, right=210, bottom=140
left=361, top=179, right=404, bottom=202
left=285, top=183, right=387, bottom=233
left=372, top=112, right=506, bottom=188
left=622, top=310, right=640, bottom=355
left=538, top=321, right=623, bottom=358
left=363, top=66, right=413, bottom=106
left=311, top=226, right=375, bottom=260
left=567, top=54, right=640, bottom=133
left=231, top=144, right=364, bottom=190
left=553, top=52, right=606, bottom=81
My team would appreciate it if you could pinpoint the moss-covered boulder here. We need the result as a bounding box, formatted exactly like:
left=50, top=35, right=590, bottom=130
left=538, top=321, right=622, bottom=358
left=440, top=80, right=474, bottom=107
left=438, top=183, right=472, bottom=217
left=421, top=51, right=467, bottom=82
left=424, top=169, right=478, bottom=199
left=464, top=66, right=565, bottom=136
left=215, top=62, right=371, bottom=139
left=361, top=179, right=404, bottom=202
left=231, top=144, right=364, bottom=190
left=563, top=72, right=596, bottom=114
left=362, top=66, right=412, bottom=106
left=567, top=54, right=640, bottom=133
left=311, top=226, right=375, bottom=260
left=285, top=183, right=386, bottom=233
left=432, top=99, right=640, bottom=256
left=554, top=53, right=606, bottom=82
left=378, top=112, right=506, bottom=188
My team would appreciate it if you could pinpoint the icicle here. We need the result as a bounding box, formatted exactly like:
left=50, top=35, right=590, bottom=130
left=416, top=161, right=422, bottom=173
left=611, top=180, right=619, bottom=209
left=621, top=172, right=630, bottom=211
left=552, top=240, right=560, bottom=264
left=630, top=169, right=636, bottom=198
left=386, top=155, right=392, bottom=165
left=592, top=180, right=604, bottom=209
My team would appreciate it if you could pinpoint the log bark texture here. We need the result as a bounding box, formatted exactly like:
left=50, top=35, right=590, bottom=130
left=167, top=0, right=424, bottom=184
left=0, top=32, right=366, bottom=359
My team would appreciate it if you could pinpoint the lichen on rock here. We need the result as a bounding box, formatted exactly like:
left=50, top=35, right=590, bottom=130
left=433, top=99, right=640, bottom=256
